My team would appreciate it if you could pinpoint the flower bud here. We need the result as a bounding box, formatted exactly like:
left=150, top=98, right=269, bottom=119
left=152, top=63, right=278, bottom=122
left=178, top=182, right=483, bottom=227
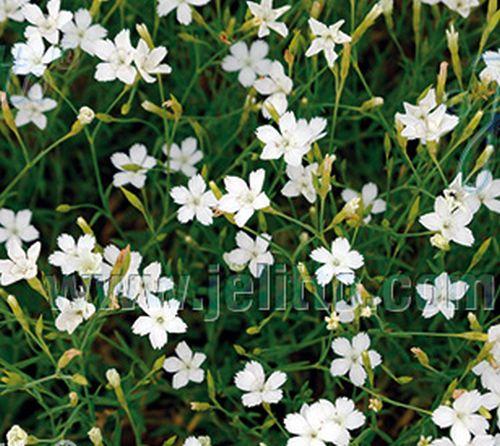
left=351, top=4, right=383, bottom=44
left=77, top=106, right=95, bottom=125
left=430, top=233, right=450, bottom=251
left=360, top=97, right=384, bottom=112
left=88, top=427, right=103, bottom=446
left=57, top=348, right=82, bottom=370
left=368, top=398, right=383, bottom=412
left=106, top=368, right=121, bottom=388
left=473, top=145, right=494, bottom=171
left=69, top=391, right=78, bottom=407
left=190, top=402, right=212, bottom=412
left=136, top=23, right=154, bottom=48
left=6, top=425, right=30, bottom=446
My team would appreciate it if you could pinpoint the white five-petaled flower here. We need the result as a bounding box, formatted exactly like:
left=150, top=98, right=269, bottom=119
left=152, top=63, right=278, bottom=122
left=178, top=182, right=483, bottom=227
left=163, top=341, right=206, bottom=389
left=0, top=209, right=39, bottom=245
left=0, top=0, right=28, bottom=22
left=329, top=397, right=366, bottom=446
left=247, top=0, right=290, bottom=38
left=11, top=34, right=61, bottom=77
left=6, top=425, right=29, bottom=446
left=10, top=83, right=57, bottom=130
left=61, top=9, right=107, bottom=56
left=341, top=183, right=386, bottom=224
left=310, top=237, right=364, bottom=286
left=22, top=0, right=72, bottom=44
left=157, top=0, right=211, bottom=25
left=432, top=390, right=489, bottom=446
left=305, top=18, right=351, bottom=67
left=419, top=196, right=474, bottom=247
left=479, top=49, right=500, bottom=85
left=111, top=144, right=157, bottom=189
left=0, top=240, right=40, bottom=286
left=395, top=88, right=459, bottom=145
left=256, top=111, right=327, bottom=166
left=416, top=272, right=469, bottom=320
left=170, top=174, right=218, bottom=226
left=163, top=137, right=203, bottom=177
left=254, top=61, right=293, bottom=119
left=224, top=231, right=274, bottom=278
left=234, top=360, right=286, bottom=407
left=132, top=294, right=187, bottom=349
left=222, top=40, right=271, bottom=87
left=218, top=169, right=270, bottom=227
left=441, top=0, right=480, bottom=18
left=330, top=332, right=382, bottom=387
left=134, top=39, right=172, bottom=83
left=94, top=30, right=137, bottom=85
left=284, top=399, right=342, bottom=446
left=48, top=234, right=103, bottom=277
left=472, top=359, right=500, bottom=391
left=55, top=296, right=96, bottom=335
left=281, top=162, right=319, bottom=204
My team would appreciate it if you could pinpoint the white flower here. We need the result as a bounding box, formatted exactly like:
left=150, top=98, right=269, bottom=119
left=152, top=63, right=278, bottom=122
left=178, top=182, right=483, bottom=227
left=134, top=39, right=172, bottom=83
left=247, top=0, right=290, bottom=38
left=224, top=231, right=274, bottom=278
left=330, top=332, right=382, bottom=386
left=419, top=196, right=474, bottom=247
left=234, top=361, right=286, bottom=407
left=218, top=169, right=270, bottom=227
left=6, top=425, right=29, bottom=446
left=305, top=18, right=351, bottom=67
left=170, top=174, right=217, bottom=225
left=11, top=34, right=61, bottom=77
left=471, top=170, right=500, bottom=214
left=222, top=40, right=271, bottom=87
left=441, top=0, right=479, bottom=18
left=94, top=30, right=137, bottom=85
left=329, top=397, right=366, bottom=446
left=341, top=183, right=386, bottom=223
left=184, top=437, right=211, bottom=446
left=131, top=262, right=174, bottom=305
left=48, top=234, right=103, bottom=277
left=164, top=137, right=203, bottom=177
left=472, top=360, right=500, bottom=390
left=0, top=0, right=28, bottom=22
left=395, top=88, right=459, bottom=145
left=432, top=390, right=489, bottom=446
left=98, top=244, right=142, bottom=297
left=482, top=379, right=500, bottom=430
left=256, top=111, right=327, bottom=166
left=487, top=324, right=500, bottom=358
left=431, top=436, right=496, bottom=446
left=61, top=9, right=107, bottom=56
left=10, top=83, right=57, bottom=130
left=111, top=144, right=156, bottom=189
left=0, top=240, right=40, bottom=285
left=254, top=61, right=292, bottom=119
left=157, top=0, right=211, bottom=25
left=22, top=0, right=72, bottom=44
left=132, top=294, right=187, bottom=349
left=55, top=296, right=96, bottom=335
left=284, top=399, right=341, bottom=446
left=416, top=272, right=468, bottom=320
left=0, top=209, right=39, bottom=245
left=479, top=49, right=500, bottom=85
left=88, top=427, right=103, bottom=446
left=310, top=237, right=364, bottom=286
left=281, top=163, right=318, bottom=203
left=444, top=173, right=480, bottom=215
left=163, top=341, right=206, bottom=389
